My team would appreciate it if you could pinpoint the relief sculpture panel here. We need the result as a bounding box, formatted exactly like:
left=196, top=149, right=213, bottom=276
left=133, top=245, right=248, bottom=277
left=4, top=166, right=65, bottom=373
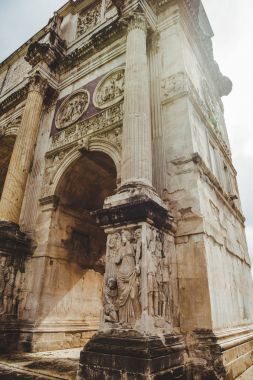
left=76, top=2, right=102, bottom=38
left=0, top=255, right=25, bottom=319
left=55, top=90, right=90, bottom=130
left=94, top=68, right=125, bottom=109
left=104, top=228, right=141, bottom=328
left=103, top=225, right=172, bottom=330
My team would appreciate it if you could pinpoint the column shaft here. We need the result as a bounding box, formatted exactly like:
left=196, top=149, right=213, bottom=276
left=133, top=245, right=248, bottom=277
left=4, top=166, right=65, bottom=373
left=0, top=75, right=46, bottom=224
left=121, top=13, right=153, bottom=187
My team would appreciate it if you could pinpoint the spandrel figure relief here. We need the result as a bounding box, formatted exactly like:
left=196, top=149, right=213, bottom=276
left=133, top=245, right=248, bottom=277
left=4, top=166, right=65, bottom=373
left=56, top=90, right=90, bottom=130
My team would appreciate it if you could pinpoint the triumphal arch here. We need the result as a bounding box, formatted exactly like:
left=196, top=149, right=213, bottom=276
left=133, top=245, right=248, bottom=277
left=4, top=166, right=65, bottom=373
left=0, top=0, right=253, bottom=378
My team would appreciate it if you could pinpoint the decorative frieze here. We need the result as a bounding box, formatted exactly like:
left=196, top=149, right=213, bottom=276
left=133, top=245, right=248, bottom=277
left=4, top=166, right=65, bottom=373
left=0, top=83, right=29, bottom=117
left=76, top=2, right=102, bottom=38
left=50, top=101, right=123, bottom=152
left=94, top=68, right=125, bottom=109
left=55, top=90, right=90, bottom=130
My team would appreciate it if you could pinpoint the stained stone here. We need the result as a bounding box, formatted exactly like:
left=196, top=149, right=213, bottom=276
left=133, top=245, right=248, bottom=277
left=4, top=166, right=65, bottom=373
left=0, top=0, right=252, bottom=379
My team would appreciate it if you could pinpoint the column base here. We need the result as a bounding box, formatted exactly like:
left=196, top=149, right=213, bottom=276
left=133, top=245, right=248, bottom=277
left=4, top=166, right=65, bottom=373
left=188, top=327, right=253, bottom=380
left=77, top=330, right=187, bottom=380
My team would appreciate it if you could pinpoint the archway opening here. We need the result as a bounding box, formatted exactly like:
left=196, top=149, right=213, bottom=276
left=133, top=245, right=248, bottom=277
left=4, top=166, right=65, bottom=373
left=42, top=151, right=117, bottom=348
left=0, top=135, right=15, bottom=199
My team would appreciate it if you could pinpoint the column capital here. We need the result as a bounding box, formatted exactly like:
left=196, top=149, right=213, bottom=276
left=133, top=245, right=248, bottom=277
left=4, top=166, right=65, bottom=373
left=127, top=12, right=148, bottom=34
left=28, top=72, right=48, bottom=96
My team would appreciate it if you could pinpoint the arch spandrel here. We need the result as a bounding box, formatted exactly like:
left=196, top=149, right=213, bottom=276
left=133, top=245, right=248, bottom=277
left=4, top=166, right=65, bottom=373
left=41, top=127, right=122, bottom=201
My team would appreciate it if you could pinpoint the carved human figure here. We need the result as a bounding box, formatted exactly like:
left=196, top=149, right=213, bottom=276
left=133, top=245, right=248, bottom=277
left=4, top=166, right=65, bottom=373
left=106, top=232, right=121, bottom=280
left=115, top=230, right=141, bottom=327
left=77, top=5, right=101, bottom=37
left=0, top=256, right=8, bottom=304
left=104, top=277, right=118, bottom=323
left=147, top=228, right=159, bottom=316
left=0, top=266, right=16, bottom=316
left=57, top=92, right=89, bottom=129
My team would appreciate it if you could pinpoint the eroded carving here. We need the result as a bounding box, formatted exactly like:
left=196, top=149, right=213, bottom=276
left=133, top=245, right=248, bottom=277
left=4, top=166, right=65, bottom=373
left=50, top=101, right=123, bottom=152
left=146, top=226, right=171, bottom=324
left=0, top=255, right=25, bottom=318
left=162, top=72, right=231, bottom=157
left=77, top=3, right=102, bottom=38
left=104, top=228, right=141, bottom=328
left=103, top=225, right=172, bottom=329
left=56, top=90, right=89, bottom=129
left=2, top=57, right=30, bottom=95
left=94, top=68, right=125, bottom=109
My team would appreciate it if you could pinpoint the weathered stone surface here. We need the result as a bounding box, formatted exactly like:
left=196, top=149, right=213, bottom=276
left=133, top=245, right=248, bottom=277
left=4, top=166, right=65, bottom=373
left=0, top=0, right=252, bottom=379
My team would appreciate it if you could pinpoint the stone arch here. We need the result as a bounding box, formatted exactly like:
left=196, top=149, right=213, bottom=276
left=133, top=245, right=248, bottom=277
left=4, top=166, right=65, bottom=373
left=37, top=148, right=118, bottom=348
left=50, top=138, right=121, bottom=198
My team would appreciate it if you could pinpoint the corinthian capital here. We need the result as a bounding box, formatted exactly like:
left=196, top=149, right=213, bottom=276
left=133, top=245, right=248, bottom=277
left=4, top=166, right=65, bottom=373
left=127, top=12, right=147, bottom=34
left=28, top=73, right=48, bottom=95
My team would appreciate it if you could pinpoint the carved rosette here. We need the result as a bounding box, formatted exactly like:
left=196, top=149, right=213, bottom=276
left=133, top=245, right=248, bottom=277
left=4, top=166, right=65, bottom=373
left=94, top=68, right=125, bottom=109
left=55, top=90, right=90, bottom=130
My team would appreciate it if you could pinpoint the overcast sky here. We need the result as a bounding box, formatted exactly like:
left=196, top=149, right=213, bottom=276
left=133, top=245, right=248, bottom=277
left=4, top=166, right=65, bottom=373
left=0, top=1, right=252, bottom=259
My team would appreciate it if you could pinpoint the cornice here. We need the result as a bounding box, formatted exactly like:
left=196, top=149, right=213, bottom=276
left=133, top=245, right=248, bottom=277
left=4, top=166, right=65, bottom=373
left=192, top=153, right=245, bottom=225
left=0, top=83, right=29, bottom=117
left=59, top=18, right=125, bottom=72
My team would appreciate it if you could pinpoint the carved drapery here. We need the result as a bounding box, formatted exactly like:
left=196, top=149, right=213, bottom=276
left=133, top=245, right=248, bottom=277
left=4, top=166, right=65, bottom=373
left=103, top=224, right=172, bottom=330
left=0, top=254, right=25, bottom=319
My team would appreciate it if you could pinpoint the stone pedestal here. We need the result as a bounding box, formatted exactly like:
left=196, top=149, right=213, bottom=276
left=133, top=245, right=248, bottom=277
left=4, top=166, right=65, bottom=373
left=77, top=184, right=185, bottom=378
left=77, top=331, right=187, bottom=380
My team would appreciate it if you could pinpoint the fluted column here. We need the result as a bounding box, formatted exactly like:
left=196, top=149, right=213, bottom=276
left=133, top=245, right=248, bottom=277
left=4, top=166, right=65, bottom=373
left=121, top=12, right=153, bottom=187
left=0, top=73, right=47, bottom=224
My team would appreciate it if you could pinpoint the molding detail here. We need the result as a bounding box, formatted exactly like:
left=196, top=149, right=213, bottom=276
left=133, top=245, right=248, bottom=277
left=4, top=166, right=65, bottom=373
left=192, top=153, right=245, bottom=225
left=50, top=101, right=123, bottom=152
left=41, top=102, right=123, bottom=198
left=55, top=90, right=90, bottom=130
left=161, top=71, right=231, bottom=159
left=93, top=67, right=125, bottom=109
left=0, top=84, right=29, bottom=117
left=0, top=115, right=22, bottom=138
